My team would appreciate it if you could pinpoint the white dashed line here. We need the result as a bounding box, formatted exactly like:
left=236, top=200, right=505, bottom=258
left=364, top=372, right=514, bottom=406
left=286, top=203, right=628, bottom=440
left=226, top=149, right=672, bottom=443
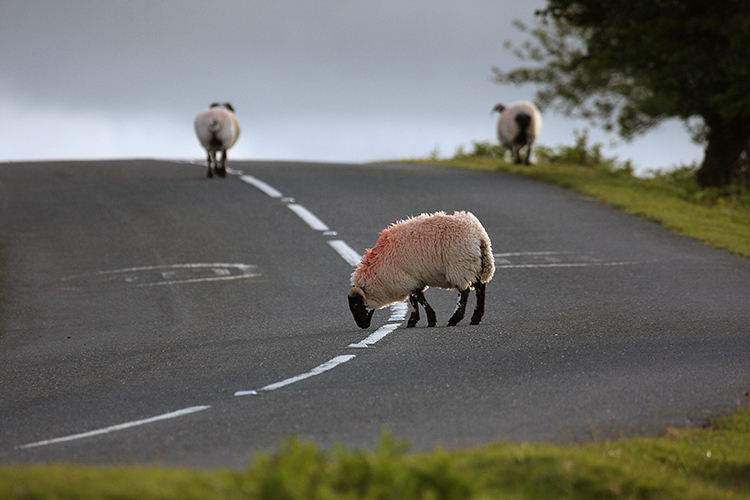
left=234, top=355, right=357, bottom=396
left=348, top=323, right=400, bottom=348
left=328, top=240, right=362, bottom=267
left=287, top=203, right=331, bottom=231
left=230, top=173, right=410, bottom=396
left=20, top=170, right=399, bottom=450
left=17, top=406, right=211, bottom=449
left=240, top=175, right=283, bottom=197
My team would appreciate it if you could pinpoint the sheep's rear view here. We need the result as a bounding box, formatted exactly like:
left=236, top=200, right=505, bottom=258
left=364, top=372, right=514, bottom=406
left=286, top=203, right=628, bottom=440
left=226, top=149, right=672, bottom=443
left=194, top=102, right=241, bottom=178
left=493, top=101, right=542, bottom=165
left=348, top=211, right=495, bottom=329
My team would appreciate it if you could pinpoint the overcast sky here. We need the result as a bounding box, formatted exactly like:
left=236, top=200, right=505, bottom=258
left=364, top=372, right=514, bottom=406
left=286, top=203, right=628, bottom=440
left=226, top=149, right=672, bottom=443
left=1, top=1, right=702, bottom=174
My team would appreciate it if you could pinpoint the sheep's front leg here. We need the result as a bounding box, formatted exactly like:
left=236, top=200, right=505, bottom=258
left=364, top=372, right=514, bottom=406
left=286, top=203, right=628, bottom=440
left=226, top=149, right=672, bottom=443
left=524, top=144, right=533, bottom=165
left=408, top=290, right=437, bottom=327
left=448, top=288, right=470, bottom=326
left=416, top=290, right=437, bottom=327
left=469, top=282, right=487, bottom=325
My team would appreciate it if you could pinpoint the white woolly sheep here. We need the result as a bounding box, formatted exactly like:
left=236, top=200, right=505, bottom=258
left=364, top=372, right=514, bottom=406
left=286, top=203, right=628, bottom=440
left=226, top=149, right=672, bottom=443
left=348, top=211, right=495, bottom=329
left=492, top=101, right=542, bottom=165
left=194, top=102, right=241, bottom=178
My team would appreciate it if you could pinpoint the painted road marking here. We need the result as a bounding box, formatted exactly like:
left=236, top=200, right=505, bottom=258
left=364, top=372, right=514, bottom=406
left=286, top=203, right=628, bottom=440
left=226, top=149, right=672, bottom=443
left=17, top=170, right=401, bottom=449
left=497, top=261, right=638, bottom=269
left=240, top=175, right=283, bottom=197
left=65, top=263, right=260, bottom=287
left=348, top=323, right=400, bottom=348
left=388, top=302, right=409, bottom=322
left=17, top=406, right=211, bottom=450
left=231, top=173, right=410, bottom=396
left=234, top=355, right=357, bottom=396
left=494, top=252, right=640, bottom=269
left=287, top=203, right=331, bottom=231
left=328, top=240, right=362, bottom=267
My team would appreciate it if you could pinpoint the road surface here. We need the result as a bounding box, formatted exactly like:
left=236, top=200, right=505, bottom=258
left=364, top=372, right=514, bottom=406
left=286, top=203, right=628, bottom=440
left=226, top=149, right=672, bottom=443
left=1, top=159, right=748, bottom=468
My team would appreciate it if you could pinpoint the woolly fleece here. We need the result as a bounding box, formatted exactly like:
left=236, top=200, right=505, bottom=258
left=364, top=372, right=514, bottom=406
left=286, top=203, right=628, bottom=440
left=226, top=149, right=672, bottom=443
left=351, top=211, right=494, bottom=310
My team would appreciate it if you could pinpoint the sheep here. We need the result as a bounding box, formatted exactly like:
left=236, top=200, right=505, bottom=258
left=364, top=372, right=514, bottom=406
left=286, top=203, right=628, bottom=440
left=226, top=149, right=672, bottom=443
left=194, top=102, right=241, bottom=178
left=348, top=211, right=495, bottom=329
left=492, top=101, right=542, bottom=165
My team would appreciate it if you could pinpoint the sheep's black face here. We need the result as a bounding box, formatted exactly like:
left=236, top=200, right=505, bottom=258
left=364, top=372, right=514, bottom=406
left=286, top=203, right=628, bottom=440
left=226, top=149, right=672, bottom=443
left=348, top=288, right=374, bottom=329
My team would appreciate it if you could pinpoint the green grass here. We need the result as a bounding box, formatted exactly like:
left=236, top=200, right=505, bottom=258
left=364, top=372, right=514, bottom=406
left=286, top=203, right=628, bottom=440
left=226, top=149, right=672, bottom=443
left=419, top=142, right=750, bottom=259
left=2, top=407, right=749, bottom=499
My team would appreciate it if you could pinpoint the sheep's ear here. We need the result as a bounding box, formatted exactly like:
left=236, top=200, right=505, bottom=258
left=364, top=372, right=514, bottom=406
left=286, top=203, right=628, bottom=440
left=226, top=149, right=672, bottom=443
left=348, top=288, right=373, bottom=329
left=209, top=102, right=220, bottom=108
left=492, top=103, right=506, bottom=113
left=223, top=102, right=235, bottom=113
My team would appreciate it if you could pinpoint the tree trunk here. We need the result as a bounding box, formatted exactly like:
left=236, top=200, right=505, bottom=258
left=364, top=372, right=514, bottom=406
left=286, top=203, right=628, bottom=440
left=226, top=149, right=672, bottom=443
left=697, top=118, right=750, bottom=187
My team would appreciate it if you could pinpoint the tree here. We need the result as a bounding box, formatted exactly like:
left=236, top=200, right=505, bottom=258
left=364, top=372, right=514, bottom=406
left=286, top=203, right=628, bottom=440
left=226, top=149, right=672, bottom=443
left=493, top=0, right=750, bottom=187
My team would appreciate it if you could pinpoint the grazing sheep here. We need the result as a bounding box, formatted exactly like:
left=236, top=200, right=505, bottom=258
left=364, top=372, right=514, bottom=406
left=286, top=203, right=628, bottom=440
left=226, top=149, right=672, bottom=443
left=492, top=101, right=542, bottom=165
left=194, top=102, right=241, bottom=178
left=348, top=211, right=495, bottom=329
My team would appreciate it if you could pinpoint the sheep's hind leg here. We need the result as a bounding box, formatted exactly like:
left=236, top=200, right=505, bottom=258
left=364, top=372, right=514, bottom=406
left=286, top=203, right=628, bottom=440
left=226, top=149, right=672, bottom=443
left=448, top=288, right=470, bottom=326
left=407, top=294, right=420, bottom=327
left=206, top=152, right=214, bottom=178
left=512, top=145, right=522, bottom=164
left=469, top=282, right=487, bottom=325
left=217, top=149, right=227, bottom=177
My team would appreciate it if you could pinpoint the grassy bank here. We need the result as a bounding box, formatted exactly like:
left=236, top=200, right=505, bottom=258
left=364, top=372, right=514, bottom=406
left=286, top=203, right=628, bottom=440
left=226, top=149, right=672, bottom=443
left=421, top=139, right=750, bottom=259
left=2, top=406, right=749, bottom=499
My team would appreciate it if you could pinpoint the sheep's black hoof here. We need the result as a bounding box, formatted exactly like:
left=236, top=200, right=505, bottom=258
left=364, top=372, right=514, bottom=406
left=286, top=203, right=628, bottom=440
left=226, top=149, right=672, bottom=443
left=217, top=167, right=226, bottom=177
left=447, top=313, right=462, bottom=326
left=207, top=168, right=214, bottom=178
left=470, top=320, right=481, bottom=325
left=407, top=312, right=419, bottom=327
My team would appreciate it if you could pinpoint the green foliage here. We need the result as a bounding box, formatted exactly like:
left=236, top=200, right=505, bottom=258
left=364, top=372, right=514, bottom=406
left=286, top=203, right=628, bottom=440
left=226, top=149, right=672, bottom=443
left=455, top=131, right=633, bottom=176
left=494, top=0, right=750, bottom=187
left=533, top=129, right=634, bottom=176
left=242, top=432, right=475, bottom=500
left=454, top=141, right=508, bottom=159
left=3, top=407, right=750, bottom=499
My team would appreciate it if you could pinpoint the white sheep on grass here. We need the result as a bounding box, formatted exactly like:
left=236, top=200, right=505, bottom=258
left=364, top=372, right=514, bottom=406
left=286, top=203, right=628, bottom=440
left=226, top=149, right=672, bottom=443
left=348, top=211, right=495, bottom=329
left=492, top=101, right=542, bottom=165
left=194, top=102, right=241, bottom=178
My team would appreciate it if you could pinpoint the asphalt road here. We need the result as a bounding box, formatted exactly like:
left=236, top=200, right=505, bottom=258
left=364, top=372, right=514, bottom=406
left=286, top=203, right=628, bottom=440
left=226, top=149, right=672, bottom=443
left=0, top=159, right=748, bottom=468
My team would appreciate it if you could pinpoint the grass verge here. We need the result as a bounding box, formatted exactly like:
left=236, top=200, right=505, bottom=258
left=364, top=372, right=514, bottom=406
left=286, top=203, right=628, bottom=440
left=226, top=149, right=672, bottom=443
left=1, top=406, right=749, bottom=499
left=422, top=153, right=750, bottom=259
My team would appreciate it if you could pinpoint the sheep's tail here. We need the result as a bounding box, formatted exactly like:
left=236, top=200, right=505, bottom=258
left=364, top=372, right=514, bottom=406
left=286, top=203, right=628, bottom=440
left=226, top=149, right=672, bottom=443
left=478, top=236, right=495, bottom=284
left=514, top=112, right=532, bottom=145
left=515, top=112, right=531, bottom=130
left=209, top=118, right=223, bottom=132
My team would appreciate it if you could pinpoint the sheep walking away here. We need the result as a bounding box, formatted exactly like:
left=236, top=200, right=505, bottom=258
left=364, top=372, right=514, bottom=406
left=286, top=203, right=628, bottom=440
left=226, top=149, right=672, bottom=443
left=492, top=101, right=542, bottom=165
left=194, top=102, right=241, bottom=178
left=348, top=211, right=495, bottom=329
